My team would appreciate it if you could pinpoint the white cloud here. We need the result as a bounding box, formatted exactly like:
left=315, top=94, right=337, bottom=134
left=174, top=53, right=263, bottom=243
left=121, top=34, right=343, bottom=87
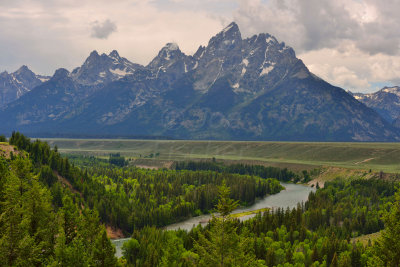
left=0, top=0, right=225, bottom=75
left=0, top=0, right=400, bottom=93
left=233, top=0, right=400, bottom=56
left=300, top=45, right=400, bottom=92
left=232, top=0, right=400, bottom=92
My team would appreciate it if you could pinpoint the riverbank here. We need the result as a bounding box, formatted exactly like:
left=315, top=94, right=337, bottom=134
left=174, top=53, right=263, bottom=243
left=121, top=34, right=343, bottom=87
left=112, top=182, right=315, bottom=257
left=231, top=207, right=270, bottom=218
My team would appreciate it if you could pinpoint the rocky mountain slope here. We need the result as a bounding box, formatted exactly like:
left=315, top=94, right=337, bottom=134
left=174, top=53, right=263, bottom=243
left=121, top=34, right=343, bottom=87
left=0, top=65, right=49, bottom=107
left=352, top=86, right=400, bottom=126
left=0, top=22, right=398, bottom=141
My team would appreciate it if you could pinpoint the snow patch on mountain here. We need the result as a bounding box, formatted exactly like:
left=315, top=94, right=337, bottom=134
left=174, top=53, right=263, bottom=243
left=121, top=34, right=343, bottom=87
left=0, top=65, right=48, bottom=106
left=223, top=23, right=234, bottom=33
left=109, top=68, right=132, bottom=77
left=38, top=76, right=50, bottom=82
left=0, top=21, right=398, bottom=142
left=383, top=87, right=400, bottom=97
left=265, top=36, right=276, bottom=43
left=352, top=86, right=400, bottom=123
left=260, top=65, right=274, bottom=76
left=241, top=67, right=247, bottom=76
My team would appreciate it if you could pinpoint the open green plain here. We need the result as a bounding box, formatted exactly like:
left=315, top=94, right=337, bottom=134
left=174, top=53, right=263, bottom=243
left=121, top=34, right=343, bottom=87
left=41, top=138, right=400, bottom=173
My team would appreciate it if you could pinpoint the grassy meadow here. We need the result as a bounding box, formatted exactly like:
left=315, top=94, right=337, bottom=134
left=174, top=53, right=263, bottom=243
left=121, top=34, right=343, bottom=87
left=41, top=138, right=400, bottom=173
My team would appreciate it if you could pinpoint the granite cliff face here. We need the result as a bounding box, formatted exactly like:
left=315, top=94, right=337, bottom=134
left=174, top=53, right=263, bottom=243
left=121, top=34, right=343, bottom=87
left=0, top=22, right=398, bottom=141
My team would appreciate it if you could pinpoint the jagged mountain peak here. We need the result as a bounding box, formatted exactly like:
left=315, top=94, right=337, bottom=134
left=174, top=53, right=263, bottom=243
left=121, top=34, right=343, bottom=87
left=191, top=23, right=300, bottom=94
left=221, top=22, right=240, bottom=37
left=0, top=65, right=47, bottom=106
left=147, top=42, right=188, bottom=72
left=109, top=50, right=120, bottom=59
left=159, top=42, right=184, bottom=60
left=207, top=22, right=242, bottom=49
left=380, top=86, right=400, bottom=95
left=194, top=45, right=206, bottom=59
left=163, top=42, right=180, bottom=51
left=52, top=68, right=70, bottom=80
left=15, top=65, right=31, bottom=73
left=353, top=85, right=400, bottom=123
left=70, top=50, right=140, bottom=85
left=84, top=50, right=106, bottom=64
left=154, top=43, right=184, bottom=60
left=89, top=50, right=100, bottom=57
left=245, top=32, right=294, bottom=58
left=1, top=22, right=399, bottom=142
left=13, top=65, right=38, bottom=81
left=247, top=33, right=279, bottom=46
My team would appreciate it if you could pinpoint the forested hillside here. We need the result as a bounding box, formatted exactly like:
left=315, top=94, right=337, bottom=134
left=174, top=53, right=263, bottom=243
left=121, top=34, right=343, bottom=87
left=0, top=135, right=117, bottom=266
left=2, top=133, right=400, bottom=266
left=2, top=132, right=284, bottom=234
left=121, top=178, right=400, bottom=266
left=174, top=160, right=303, bottom=182
left=84, top=166, right=283, bottom=231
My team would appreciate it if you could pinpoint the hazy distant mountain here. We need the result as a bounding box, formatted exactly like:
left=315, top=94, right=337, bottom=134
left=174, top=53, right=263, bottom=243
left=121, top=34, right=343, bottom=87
left=0, top=22, right=398, bottom=141
left=0, top=65, right=49, bottom=107
left=352, top=86, right=400, bottom=125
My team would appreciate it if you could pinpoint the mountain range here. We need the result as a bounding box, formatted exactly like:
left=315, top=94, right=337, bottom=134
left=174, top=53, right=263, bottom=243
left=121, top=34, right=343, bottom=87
left=0, top=66, right=49, bottom=107
left=351, top=87, right=400, bottom=126
left=0, top=22, right=399, bottom=141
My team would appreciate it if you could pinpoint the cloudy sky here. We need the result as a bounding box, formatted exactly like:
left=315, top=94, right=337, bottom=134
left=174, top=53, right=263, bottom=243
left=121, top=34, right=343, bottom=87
left=1, top=0, right=399, bottom=93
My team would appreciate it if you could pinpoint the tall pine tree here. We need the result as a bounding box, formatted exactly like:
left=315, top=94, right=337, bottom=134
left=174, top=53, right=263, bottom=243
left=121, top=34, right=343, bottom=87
left=194, top=181, right=261, bottom=267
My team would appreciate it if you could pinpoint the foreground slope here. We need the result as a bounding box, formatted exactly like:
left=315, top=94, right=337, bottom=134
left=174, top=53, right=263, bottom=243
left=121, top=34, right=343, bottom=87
left=0, top=138, right=117, bottom=266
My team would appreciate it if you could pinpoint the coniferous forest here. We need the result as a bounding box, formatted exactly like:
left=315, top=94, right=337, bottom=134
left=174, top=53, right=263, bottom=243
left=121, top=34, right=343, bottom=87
left=0, top=133, right=117, bottom=266
left=1, top=133, right=400, bottom=266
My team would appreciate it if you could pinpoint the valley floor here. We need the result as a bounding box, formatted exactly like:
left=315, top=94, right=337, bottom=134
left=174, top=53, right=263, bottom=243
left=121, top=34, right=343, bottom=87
left=43, top=138, right=400, bottom=173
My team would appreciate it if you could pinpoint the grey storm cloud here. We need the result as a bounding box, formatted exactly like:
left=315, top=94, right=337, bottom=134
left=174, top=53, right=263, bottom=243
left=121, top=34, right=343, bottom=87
left=1, top=0, right=400, bottom=92
left=234, top=0, right=400, bottom=56
left=91, top=19, right=117, bottom=39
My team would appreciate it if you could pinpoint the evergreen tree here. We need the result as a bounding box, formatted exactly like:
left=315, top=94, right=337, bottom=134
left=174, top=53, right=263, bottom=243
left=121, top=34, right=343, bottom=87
left=194, top=181, right=260, bottom=267
left=331, top=252, right=338, bottom=267
left=122, top=238, right=140, bottom=266
left=160, top=233, right=193, bottom=267
left=93, top=229, right=117, bottom=267
left=375, top=189, right=400, bottom=265
left=0, top=134, right=118, bottom=266
left=0, top=158, right=60, bottom=266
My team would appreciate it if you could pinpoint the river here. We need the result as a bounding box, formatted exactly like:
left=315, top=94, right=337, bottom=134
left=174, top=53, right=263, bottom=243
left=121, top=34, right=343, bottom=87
left=111, top=183, right=315, bottom=258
